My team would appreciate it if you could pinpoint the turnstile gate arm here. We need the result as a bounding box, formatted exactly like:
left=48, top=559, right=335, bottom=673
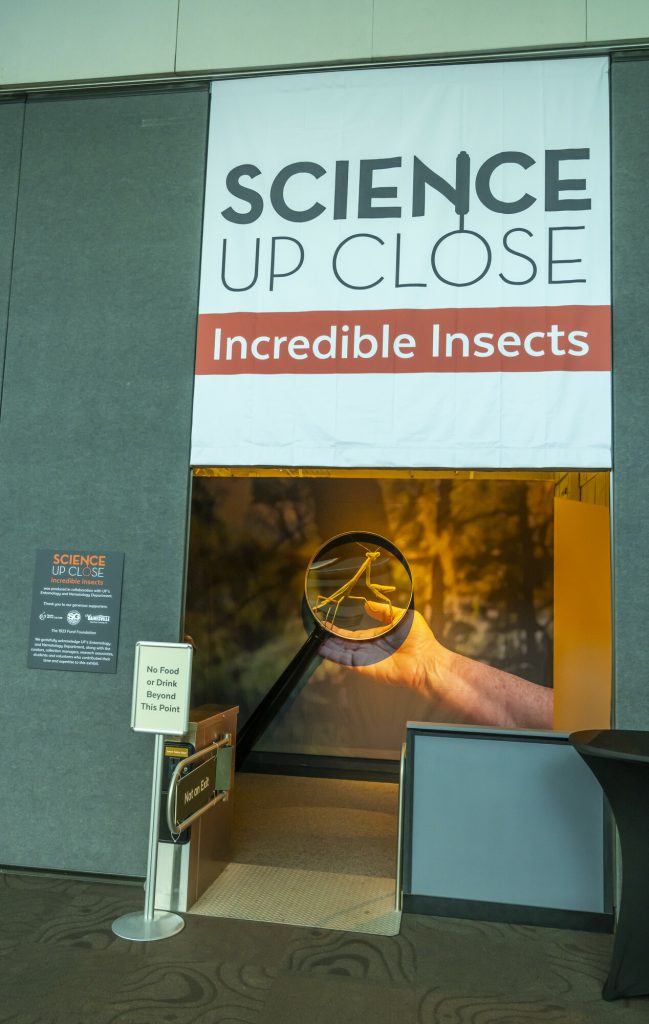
left=166, top=734, right=233, bottom=836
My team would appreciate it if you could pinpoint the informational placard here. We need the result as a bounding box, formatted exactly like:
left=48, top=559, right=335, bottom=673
left=28, top=549, right=124, bottom=673
left=131, top=642, right=192, bottom=736
left=192, top=57, right=611, bottom=469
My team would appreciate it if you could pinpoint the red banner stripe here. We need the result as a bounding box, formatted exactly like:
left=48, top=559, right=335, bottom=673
left=195, top=306, right=611, bottom=375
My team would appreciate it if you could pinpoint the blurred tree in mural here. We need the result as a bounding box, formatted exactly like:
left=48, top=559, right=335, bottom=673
left=186, top=476, right=316, bottom=719
left=382, top=479, right=553, bottom=685
left=185, top=475, right=554, bottom=758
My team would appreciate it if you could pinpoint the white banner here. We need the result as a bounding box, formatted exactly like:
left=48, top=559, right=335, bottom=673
left=192, top=58, right=611, bottom=468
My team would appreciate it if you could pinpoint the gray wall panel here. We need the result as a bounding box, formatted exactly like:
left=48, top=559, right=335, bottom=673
left=611, top=58, right=649, bottom=730
left=0, top=86, right=208, bottom=875
left=0, top=100, right=24, bottom=408
left=408, top=732, right=605, bottom=912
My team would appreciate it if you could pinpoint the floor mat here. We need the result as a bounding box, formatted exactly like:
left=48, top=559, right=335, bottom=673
left=191, top=861, right=401, bottom=935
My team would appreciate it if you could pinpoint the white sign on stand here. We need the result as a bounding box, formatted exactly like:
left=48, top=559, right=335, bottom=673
left=130, top=641, right=192, bottom=736
left=113, top=641, right=193, bottom=944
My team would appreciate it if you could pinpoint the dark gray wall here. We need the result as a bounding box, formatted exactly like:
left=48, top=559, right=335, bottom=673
left=0, top=100, right=24, bottom=403
left=0, top=57, right=646, bottom=877
left=611, top=57, right=649, bottom=730
left=0, top=86, right=208, bottom=875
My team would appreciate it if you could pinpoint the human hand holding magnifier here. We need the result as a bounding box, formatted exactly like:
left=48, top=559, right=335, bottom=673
left=321, top=594, right=555, bottom=730
left=235, top=531, right=414, bottom=766
left=314, top=540, right=554, bottom=730
left=236, top=528, right=552, bottom=769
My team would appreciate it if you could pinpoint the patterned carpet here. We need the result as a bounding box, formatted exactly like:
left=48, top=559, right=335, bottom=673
left=2, top=870, right=649, bottom=1024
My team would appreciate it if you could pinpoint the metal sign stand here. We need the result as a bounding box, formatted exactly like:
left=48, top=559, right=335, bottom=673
left=112, top=734, right=185, bottom=941
left=112, top=642, right=193, bottom=942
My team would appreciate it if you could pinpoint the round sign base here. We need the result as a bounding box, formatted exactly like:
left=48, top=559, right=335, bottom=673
left=112, top=910, right=185, bottom=942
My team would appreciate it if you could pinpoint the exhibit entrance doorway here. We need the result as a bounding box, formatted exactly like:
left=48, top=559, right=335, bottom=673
left=181, top=467, right=612, bottom=932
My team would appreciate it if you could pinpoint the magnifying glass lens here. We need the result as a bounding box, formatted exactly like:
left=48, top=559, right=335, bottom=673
left=305, top=536, right=412, bottom=640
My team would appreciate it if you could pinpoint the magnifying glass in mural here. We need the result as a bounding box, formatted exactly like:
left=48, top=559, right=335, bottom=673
left=305, top=531, right=413, bottom=643
left=236, top=531, right=414, bottom=767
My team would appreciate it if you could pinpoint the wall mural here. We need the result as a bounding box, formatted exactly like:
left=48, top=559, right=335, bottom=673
left=185, top=476, right=554, bottom=759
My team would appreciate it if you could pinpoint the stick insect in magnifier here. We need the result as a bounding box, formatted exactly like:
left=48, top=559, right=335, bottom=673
left=312, top=544, right=396, bottom=628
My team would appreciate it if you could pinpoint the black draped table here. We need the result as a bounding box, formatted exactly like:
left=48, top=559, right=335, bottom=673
left=569, top=729, right=649, bottom=1001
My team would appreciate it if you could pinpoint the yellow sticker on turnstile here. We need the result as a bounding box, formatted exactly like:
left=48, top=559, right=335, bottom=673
left=165, top=745, right=190, bottom=758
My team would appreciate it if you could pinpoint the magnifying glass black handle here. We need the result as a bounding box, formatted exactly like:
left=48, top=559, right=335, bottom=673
left=235, top=625, right=326, bottom=769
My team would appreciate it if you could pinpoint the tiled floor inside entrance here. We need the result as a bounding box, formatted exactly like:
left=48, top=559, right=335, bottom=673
left=192, top=774, right=401, bottom=934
